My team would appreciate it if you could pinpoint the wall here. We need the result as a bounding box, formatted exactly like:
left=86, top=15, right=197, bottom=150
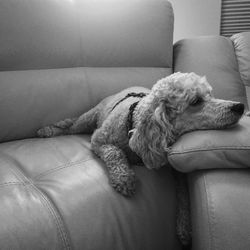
left=170, top=0, right=222, bottom=42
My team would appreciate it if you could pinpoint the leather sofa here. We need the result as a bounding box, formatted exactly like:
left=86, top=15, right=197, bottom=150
left=174, top=32, right=250, bottom=250
left=0, top=0, right=249, bottom=249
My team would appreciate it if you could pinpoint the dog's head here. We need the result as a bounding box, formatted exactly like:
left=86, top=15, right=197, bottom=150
left=153, top=72, right=244, bottom=135
left=129, top=72, right=244, bottom=169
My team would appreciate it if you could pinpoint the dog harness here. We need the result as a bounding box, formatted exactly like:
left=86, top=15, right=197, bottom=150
left=111, top=92, right=148, bottom=138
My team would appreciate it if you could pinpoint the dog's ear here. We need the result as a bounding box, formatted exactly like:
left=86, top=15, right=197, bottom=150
left=129, top=102, right=174, bottom=169
left=158, top=97, right=179, bottom=121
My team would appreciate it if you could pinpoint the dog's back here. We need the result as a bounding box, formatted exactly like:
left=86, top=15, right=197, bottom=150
left=96, top=86, right=150, bottom=127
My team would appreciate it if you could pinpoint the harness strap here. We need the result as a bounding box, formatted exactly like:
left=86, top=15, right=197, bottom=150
left=127, top=101, right=140, bottom=138
left=110, top=92, right=147, bottom=138
left=111, top=92, right=147, bottom=112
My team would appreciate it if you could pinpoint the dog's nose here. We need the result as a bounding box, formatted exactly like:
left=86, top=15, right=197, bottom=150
left=230, top=103, right=245, bottom=115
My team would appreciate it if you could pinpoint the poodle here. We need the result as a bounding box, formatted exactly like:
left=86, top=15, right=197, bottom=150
left=37, top=72, right=244, bottom=195
left=37, top=72, right=245, bottom=245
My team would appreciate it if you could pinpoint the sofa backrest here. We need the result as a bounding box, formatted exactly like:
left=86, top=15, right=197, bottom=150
left=173, top=35, right=249, bottom=109
left=0, top=0, right=174, bottom=142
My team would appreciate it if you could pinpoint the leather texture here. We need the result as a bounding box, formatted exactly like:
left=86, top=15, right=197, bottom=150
left=231, top=32, right=250, bottom=87
left=1, top=0, right=249, bottom=248
left=189, top=169, right=250, bottom=250
left=168, top=116, right=250, bottom=172
left=174, top=34, right=250, bottom=250
left=0, top=0, right=174, bottom=143
left=0, top=67, right=171, bottom=143
left=173, top=35, right=248, bottom=108
left=0, top=135, right=181, bottom=250
left=231, top=32, right=250, bottom=109
left=0, top=0, right=173, bottom=70
left=0, top=0, right=182, bottom=249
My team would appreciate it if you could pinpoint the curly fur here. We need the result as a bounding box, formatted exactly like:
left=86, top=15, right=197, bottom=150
left=37, top=72, right=245, bottom=246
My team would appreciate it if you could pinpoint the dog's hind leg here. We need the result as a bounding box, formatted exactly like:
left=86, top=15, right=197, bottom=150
left=93, top=143, right=137, bottom=197
left=37, top=106, right=98, bottom=138
left=175, top=172, right=192, bottom=247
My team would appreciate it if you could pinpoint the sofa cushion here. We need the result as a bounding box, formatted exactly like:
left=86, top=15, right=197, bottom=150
left=189, top=169, right=250, bottom=250
left=0, top=135, right=181, bottom=249
left=231, top=32, right=250, bottom=87
left=0, top=0, right=173, bottom=70
left=0, top=0, right=174, bottom=143
left=168, top=116, right=250, bottom=172
left=0, top=67, right=171, bottom=143
left=231, top=32, right=250, bottom=109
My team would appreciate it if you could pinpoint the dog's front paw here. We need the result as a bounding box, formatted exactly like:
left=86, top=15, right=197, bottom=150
left=37, top=126, right=54, bottom=138
left=110, top=169, right=137, bottom=197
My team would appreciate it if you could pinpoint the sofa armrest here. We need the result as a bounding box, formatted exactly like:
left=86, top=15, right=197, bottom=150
left=173, top=35, right=248, bottom=108
left=231, top=32, right=250, bottom=87
left=231, top=32, right=250, bottom=108
left=188, top=169, right=250, bottom=250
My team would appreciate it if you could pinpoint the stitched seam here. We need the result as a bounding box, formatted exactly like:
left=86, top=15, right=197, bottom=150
left=30, top=183, right=71, bottom=250
left=169, top=146, right=250, bottom=155
left=9, top=167, right=25, bottom=184
left=33, top=157, right=93, bottom=180
left=4, top=166, right=72, bottom=250
left=0, top=154, right=28, bottom=184
left=204, top=175, right=217, bottom=250
left=0, top=182, right=29, bottom=188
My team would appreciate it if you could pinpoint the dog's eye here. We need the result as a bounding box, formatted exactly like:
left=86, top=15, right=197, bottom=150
left=190, top=97, right=203, bottom=106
